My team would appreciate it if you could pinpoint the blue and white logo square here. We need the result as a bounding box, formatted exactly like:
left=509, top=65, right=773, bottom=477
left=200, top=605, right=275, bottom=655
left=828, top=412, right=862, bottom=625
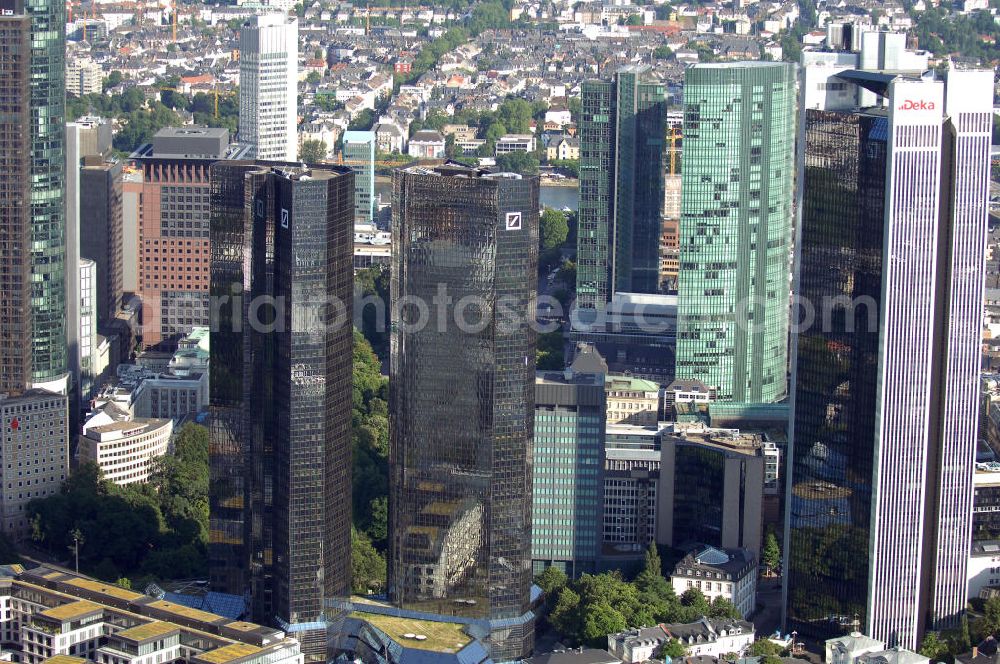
left=505, top=211, right=522, bottom=231
left=281, top=208, right=289, bottom=229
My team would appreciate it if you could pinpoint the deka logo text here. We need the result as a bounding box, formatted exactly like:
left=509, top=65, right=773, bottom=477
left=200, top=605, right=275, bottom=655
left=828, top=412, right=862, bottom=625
left=897, top=99, right=936, bottom=110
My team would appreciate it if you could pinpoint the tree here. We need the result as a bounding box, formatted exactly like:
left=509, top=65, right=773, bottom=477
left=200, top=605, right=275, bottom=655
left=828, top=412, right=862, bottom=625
left=748, top=639, right=783, bottom=658
left=536, top=566, right=569, bottom=596
left=306, top=70, right=322, bottom=85
left=351, top=527, right=386, bottom=594
left=763, top=531, right=781, bottom=574
left=626, top=13, right=642, bottom=25
left=708, top=596, right=741, bottom=619
left=348, top=109, right=375, bottom=131
left=660, top=638, right=687, bottom=659
left=582, top=602, right=626, bottom=646
left=495, top=151, right=539, bottom=176
left=980, top=595, right=1000, bottom=640
left=537, top=330, right=564, bottom=369
left=540, top=209, right=569, bottom=251
left=654, top=44, right=673, bottom=59
left=299, top=139, right=328, bottom=163
left=919, top=632, right=950, bottom=660
left=103, top=70, right=124, bottom=92
left=116, top=577, right=132, bottom=590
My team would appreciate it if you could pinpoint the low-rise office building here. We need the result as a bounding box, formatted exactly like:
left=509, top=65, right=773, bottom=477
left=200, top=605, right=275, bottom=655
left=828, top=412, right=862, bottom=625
left=608, top=617, right=755, bottom=663
left=603, top=424, right=661, bottom=563
left=0, top=565, right=303, bottom=664
left=659, top=424, right=765, bottom=555
left=670, top=546, right=757, bottom=618
left=79, top=417, right=172, bottom=485
left=0, top=392, right=69, bottom=541
left=605, top=375, right=659, bottom=426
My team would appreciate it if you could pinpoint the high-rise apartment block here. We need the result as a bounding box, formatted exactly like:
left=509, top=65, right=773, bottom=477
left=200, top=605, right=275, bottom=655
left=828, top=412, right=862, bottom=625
left=675, top=62, right=796, bottom=404
left=389, top=164, right=539, bottom=661
left=132, top=127, right=245, bottom=348
left=66, top=56, right=102, bottom=96
left=238, top=14, right=298, bottom=162
left=342, top=130, right=376, bottom=223
left=0, top=390, right=69, bottom=539
left=577, top=66, right=666, bottom=315
left=533, top=348, right=608, bottom=577
left=209, top=161, right=355, bottom=659
left=784, top=68, right=992, bottom=649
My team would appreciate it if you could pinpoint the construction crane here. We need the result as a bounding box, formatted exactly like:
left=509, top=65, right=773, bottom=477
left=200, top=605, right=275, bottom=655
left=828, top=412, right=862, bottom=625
left=667, top=126, right=682, bottom=176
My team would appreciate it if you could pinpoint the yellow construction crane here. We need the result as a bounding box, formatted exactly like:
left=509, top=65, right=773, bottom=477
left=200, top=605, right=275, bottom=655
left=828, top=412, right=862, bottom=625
left=668, top=126, right=682, bottom=175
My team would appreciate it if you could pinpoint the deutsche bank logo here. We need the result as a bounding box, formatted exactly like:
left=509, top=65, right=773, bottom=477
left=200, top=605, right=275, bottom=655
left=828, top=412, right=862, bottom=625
left=281, top=208, right=289, bottom=229
left=505, top=211, right=522, bottom=231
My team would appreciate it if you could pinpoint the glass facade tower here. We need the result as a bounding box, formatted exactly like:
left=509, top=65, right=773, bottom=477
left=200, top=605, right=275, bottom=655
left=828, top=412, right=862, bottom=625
left=389, top=164, right=538, bottom=661
left=28, top=0, right=67, bottom=386
left=576, top=66, right=666, bottom=315
left=532, top=359, right=607, bottom=578
left=675, top=62, right=795, bottom=404
left=0, top=0, right=33, bottom=392
left=784, top=70, right=992, bottom=649
left=209, top=161, right=355, bottom=660
left=342, top=130, right=376, bottom=223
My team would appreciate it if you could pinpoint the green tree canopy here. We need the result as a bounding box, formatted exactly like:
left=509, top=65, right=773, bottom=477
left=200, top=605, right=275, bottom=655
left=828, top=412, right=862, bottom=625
left=299, top=139, right=328, bottom=163
left=540, top=208, right=569, bottom=251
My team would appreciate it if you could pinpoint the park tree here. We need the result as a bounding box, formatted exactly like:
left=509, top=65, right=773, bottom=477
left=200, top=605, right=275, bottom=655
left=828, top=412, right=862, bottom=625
left=919, top=632, right=949, bottom=660
left=495, top=151, right=539, bottom=176
left=299, top=139, right=328, bottom=163
left=763, top=531, right=781, bottom=574
left=351, top=527, right=386, bottom=594
left=659, top=638, right=687, bottom=659
left=540, top=209, right=569, bottom=251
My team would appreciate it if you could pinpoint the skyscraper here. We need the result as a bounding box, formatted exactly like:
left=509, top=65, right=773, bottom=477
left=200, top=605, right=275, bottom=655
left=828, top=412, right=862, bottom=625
left=675, top=62, right=796, bottom=404
left=28, top=0, right=67, bottom=391
left=533, top=347, right=607, bottom=577
left=389, top=164, right=539, bottom=661
left=209, top=161, right=354, bottom=660
left=133, top=127, right=243, bottom=348
left=784, top=69, right=992, bottom=649
left=341, top=130, right=376, bottom=223
left=0, top=0, right=67, bottom=392
left=576, top=66, right=666, bottom=315
left=0, top=0, right=33, bottom=393
left=239, top=14, right=298, bottom=162
left=80, top=154, right=124, bottom=325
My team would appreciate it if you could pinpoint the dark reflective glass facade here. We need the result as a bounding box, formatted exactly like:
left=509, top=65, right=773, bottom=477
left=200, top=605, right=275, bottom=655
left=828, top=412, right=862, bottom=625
left=389, top=166, right=538, bottom=661
left=785, top=110, right=886, bottom=637
left=577, top=66, right=665, bottom=313
left=209, top=162, right=354, bottom=659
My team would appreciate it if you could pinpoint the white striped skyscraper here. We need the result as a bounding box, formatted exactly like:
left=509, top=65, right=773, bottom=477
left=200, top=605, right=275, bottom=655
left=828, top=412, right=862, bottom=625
left=785, top=68, right=992, bottom=649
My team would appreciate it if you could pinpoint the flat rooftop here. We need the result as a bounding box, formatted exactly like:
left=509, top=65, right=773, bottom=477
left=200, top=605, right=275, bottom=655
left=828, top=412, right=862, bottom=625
left=350, top=611, right=473, bottom=653
left=65, top=576, right=145, bottom=602
left=39, top=600, right=103, bottom=622
left=115, top=620, right=180, bottom=642
left=194, top=643, right=263, bottom=664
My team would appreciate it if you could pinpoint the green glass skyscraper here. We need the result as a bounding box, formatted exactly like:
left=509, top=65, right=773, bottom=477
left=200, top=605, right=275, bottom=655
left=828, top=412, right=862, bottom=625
left=675, top=62, right=795, bottom=404
left=577, top=66, right=666, bottom=316
left=28, top=0, right=67, bottom=386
